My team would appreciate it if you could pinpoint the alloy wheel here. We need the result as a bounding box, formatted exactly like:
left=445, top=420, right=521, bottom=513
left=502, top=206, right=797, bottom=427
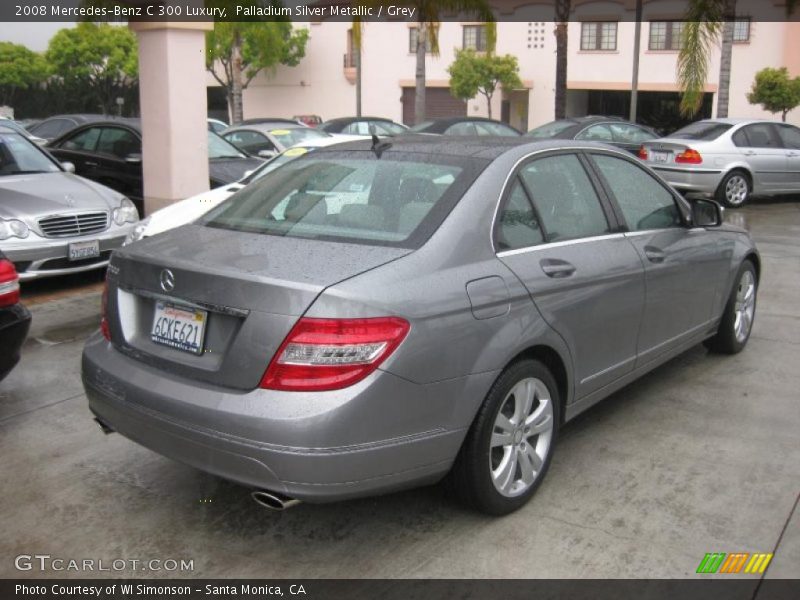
left=733, top=269, right=756, bottom=343
left=490, top=378, right=554, bottom=497
left=726, top=175, right=749, bottom=207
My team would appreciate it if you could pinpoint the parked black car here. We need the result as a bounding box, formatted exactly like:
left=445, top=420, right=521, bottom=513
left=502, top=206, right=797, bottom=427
left=27, top=114, right=111, bottom=143
left=48, top=120, right=263, bottom=216
left=319, top=117, right=408, bottom=136
left=525, top=116, right=658, bottom=155
left=0, top=251, right=31, bottom=381
left=410, top=117, right=521, bottom=137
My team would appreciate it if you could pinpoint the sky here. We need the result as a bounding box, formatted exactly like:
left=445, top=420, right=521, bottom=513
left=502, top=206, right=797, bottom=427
left=0, top=23, right=77, bottom=51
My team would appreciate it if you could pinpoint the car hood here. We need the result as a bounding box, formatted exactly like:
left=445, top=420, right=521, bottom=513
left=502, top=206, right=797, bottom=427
left=209, top=157, right=264, bottom=185
left=144, top=184, right=243, bottom=237
left=0, top=172, right=120, bottom=221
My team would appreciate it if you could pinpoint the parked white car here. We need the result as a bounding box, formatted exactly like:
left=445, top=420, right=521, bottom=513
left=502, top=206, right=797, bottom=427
left=124, top=135, right=361, bottom=244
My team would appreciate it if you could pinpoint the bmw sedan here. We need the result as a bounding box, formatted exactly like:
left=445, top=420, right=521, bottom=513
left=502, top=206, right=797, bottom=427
left=0, top=123, right=138, bottom=280
left=639, top=118, right=800, bottom=207
left=83, top=137, right=759, bottom=515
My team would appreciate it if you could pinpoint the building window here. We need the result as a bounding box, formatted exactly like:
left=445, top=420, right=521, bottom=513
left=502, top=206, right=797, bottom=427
left=463, top=25, right=488, bottom=51
left=580, top=22, right=617, bottom=51
left=409, top=27, right=433, bottom=53
left=733, top=18, right=751, bottom=42
left=649, top=21, right=685, bottom=51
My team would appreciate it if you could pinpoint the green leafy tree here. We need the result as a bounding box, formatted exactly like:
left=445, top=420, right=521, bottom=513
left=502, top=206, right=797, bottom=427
left=447, top=49, right=521, bottom=119
left=747, top=67, right=800, bottom=122
left=45, top=23, right=138, bottom=115
left=0, top=42, right=49, bottom=108
left=206, top=20, right=309, bottom=125
left=678, top=0, right=797, bottom=118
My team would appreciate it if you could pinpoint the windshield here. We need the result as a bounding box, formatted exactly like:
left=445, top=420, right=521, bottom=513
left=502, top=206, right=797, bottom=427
left=208, top=131, right=246, bottom=159
left=269, top=127, right=328, bottom=147
left=669, top=121, right=733, bottom=141
left=202, top=153, right=478, bottom=248
left=0, top=132, right=60, bottom=175
left=525, top=120, right=576, bottom=138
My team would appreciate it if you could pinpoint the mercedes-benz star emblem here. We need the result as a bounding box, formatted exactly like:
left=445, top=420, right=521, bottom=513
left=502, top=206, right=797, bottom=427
left=159, top=269, right=175, bottom=292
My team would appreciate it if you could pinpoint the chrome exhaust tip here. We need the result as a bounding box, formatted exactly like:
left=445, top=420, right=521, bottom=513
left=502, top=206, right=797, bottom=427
left=251, top=490, right=301, bottom=511
left=94, top=417, right=115, bottom=435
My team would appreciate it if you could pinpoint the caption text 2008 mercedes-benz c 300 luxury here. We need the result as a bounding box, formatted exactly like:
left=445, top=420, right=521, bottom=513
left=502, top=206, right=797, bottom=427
left=82, top=137, right=759, bottom=515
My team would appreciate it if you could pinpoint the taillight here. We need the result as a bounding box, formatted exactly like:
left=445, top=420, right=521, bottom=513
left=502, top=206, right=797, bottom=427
left=0, top=259, right=21, bottom=308
left=637, top=145, right=648, bottom=160
left=675, top=148, right=703, bottom=164
left=261, top=317, right=410, bottom=391
left=100, top=278, right=111, bottom=341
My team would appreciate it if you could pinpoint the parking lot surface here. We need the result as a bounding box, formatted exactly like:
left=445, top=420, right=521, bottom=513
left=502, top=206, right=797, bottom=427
left=1, top=200, right=799, bottom=580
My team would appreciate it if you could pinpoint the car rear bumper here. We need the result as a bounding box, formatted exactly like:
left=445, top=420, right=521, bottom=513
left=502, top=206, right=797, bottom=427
left=3, top=228, right=131, bottom=281
left=651, top=165, right=724, bottom=196
left=0, top=303, right=32, bottom=381
left=81, top=333, right=485, bottom=502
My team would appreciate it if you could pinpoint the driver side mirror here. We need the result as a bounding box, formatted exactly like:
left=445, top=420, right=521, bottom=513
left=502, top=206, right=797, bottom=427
left=125, top=153, right=142, bottom=164
left=690, top=198, right=724, bottom=228
left=61, top=161, right=76, bottom=173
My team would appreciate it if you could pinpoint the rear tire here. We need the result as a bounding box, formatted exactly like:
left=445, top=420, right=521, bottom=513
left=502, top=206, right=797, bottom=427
left=447, top=359, right=560, bottom=515
left=705, top=260, right=757, bottom=354
left=716, top=170, right=751, bottom=208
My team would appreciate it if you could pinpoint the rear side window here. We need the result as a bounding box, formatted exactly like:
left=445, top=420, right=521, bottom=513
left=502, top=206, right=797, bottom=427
left=202, top=153, right=477, bottom=248
left=777, top=124, right=800, bottom=149
left=96, top=127, right=140, bottom=159
left=497, top=178, right=544, bottom=250
left=610, top=123, right=654, bottom=144
left=576, top=124, right=613, bottom=142
left=520, top=154, right=611, bottom=242
left=592, top=154, right=681, bottom=231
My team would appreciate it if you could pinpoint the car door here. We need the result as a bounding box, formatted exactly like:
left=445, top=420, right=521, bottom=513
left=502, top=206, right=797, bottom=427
left=775, top=123, right=800, bottom=192
left=731, top=123, right=786, bottom=193
left=93, top=126, right=143, bottom=209
left=49, top=126, right=103, bottom=179
left=496, top=152, right=645, bottom=399
left=587, top=151, right=733, bottom=365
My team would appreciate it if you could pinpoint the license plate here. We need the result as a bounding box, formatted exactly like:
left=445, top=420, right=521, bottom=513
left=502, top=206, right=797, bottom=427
left=68, top=240, right=100, bottom=261
left=151, top=302, right=207, bottom=355
left=651, top=151, right=671, bottom=164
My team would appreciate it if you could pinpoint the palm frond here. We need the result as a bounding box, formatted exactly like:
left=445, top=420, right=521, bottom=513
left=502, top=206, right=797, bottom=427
left=677, top=0, right=725, bottom=117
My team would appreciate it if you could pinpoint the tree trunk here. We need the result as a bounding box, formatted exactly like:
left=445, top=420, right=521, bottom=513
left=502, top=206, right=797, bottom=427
left=554, top=20, right=569, bottom=120
left=230, top=32, right=245, bottom=125
left=356, top=44, right=362, bottom=117
left=485, top=93, right=493, bottom=119
left=716, top=0, right=736, bottom=119
left=414, top=26, right=427, bottom=125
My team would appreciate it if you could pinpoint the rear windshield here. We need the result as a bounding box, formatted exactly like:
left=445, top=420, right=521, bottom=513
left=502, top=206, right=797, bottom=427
left=669, top=122, right=733, bottom=141
left=202, top=152, right=483, bottom=248
left=525, top=120, right=576, bottom=138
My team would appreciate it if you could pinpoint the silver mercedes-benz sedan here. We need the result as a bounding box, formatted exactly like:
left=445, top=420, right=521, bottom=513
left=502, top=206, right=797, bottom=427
left=82, top=137, right=759, bottom=515
left=639, top=118, right=800, bottom=208
left=0, top=123, right=138, bottom=280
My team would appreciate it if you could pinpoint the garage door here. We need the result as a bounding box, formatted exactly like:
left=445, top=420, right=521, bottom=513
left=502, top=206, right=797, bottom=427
left=402, top=87, right=467, bottom=125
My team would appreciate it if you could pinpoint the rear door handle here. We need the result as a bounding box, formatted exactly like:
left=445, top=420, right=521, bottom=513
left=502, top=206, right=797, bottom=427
left=743, top=150, right=757, bottom=156
left=540, top=258, right=576, bottom=278
left=644, top=246, right=666, bottom=263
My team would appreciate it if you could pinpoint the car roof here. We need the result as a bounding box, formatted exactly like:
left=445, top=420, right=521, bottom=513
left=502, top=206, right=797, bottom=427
left=695, top=118, right=779, bottom=126
left=310, top=134, right=620, bottom=160
left=226, top=123, right=310, bottom=134
left=240, top=117, right=302, bottom=125
left=416, top=117, right=522, bottom=134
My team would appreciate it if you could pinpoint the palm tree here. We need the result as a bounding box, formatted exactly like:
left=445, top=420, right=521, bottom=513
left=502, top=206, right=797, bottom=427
left=553, top=0, right=571, bottom=120
left=678, top=0, right=797, bottom=118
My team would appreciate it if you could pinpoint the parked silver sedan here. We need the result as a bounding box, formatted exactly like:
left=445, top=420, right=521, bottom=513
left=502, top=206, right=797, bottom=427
left=639, top=118, right=800, bottom=207
left=0, top=123, right=138, bottom=280
left=83, top=137, right=759, bottom=515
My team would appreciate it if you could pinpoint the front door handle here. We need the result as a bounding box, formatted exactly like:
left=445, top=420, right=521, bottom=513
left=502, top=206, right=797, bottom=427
left=644, top=246, right=666, bottom=263
left=540, top=258, right=576, bottom=278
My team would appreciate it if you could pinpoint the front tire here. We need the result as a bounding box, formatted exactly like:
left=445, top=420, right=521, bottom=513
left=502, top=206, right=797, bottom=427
left=716, top=170, right=751, bottom=208
left=448, top=359, right=560, bottom=515
left=705, top=260, right=757, bottom=354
